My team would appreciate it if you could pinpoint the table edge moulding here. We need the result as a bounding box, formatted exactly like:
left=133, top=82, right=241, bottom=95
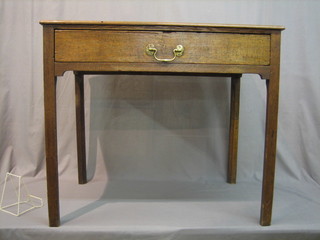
left=40, top=21, right=285, bottom=227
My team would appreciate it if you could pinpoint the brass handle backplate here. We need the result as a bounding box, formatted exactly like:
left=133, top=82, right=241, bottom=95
left=146, top=44, right=184, bottom=62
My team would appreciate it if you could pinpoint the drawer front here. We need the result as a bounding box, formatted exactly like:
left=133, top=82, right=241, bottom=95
left=55, top=30, right=270, bottom=65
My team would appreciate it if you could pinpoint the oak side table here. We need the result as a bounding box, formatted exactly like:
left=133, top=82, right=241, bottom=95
left=40, top=21, right=284, bottom=227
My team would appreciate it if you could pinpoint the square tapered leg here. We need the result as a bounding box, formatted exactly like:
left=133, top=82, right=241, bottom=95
left=75, top=72, right=87, bottom=184
left=228, top=75, right=241, bottom=184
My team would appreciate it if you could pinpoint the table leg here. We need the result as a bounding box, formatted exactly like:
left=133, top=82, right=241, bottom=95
left=43, top=25, right=60, bottom=227
left=260, top=31, right=281, bottom=226
left=44, top=76, right=60, bottom=227
left=227, top=75, right=241, bottom=184
left=75, top=72, right=87, bottom=184
left=260, top=77, right=279, bottom=226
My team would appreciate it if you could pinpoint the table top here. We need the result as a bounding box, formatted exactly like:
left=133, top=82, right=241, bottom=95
left=40, top=20, right=285, bottom=30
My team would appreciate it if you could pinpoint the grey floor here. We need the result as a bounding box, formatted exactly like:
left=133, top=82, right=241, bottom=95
left=0, top=178, right=320, bottom=240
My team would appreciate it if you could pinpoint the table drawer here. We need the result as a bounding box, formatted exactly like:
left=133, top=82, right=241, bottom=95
left=55, top=30, right=270, bottom=65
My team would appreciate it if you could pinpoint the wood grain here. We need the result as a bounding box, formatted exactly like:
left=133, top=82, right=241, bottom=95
left=55, top=30, right=270, bottom=66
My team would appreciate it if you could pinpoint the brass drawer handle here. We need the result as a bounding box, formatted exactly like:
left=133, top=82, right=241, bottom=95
left=146, top=44, right=184, bottom=62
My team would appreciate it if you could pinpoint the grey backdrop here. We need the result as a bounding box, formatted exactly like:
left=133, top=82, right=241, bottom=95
left=0, top=0, right=319, bottom=239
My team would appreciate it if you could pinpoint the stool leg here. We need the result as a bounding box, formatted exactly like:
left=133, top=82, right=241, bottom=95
left=227, top=75, right=241, bottom=184
left=75, top=72, right=87, bottom=184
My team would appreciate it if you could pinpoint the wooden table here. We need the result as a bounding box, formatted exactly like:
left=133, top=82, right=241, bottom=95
left=40, top=21, right=284, bottom=227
